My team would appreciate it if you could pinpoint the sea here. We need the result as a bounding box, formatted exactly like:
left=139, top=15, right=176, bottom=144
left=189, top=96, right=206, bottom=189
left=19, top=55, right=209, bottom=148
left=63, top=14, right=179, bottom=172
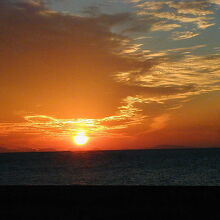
left=0, top=148, right=220, bottom=185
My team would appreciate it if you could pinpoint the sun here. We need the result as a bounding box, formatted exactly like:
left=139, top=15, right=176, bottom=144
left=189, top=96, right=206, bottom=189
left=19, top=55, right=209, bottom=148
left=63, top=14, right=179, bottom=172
left=73, top=131, right=89, bottom=145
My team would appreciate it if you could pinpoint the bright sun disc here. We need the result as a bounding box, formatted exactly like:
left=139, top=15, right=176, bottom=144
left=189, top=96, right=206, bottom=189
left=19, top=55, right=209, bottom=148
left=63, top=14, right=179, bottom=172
left=73, top=132, right=89, bottom=145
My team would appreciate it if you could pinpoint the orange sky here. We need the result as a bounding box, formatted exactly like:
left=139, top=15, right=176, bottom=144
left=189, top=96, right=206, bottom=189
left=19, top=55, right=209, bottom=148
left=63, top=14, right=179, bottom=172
left=0, top=0, right=220, bottom=152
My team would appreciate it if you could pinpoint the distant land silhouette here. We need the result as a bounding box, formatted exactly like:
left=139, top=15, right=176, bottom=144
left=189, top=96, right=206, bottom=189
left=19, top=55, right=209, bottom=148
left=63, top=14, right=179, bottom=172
left=0, top=145, right=219, bottom=153
left=0, top=146, right=58, bottom=153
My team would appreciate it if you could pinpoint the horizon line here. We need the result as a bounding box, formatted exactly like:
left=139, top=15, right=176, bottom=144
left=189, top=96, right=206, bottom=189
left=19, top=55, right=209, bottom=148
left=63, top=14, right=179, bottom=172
left=0, top=146, right=220, bottom=154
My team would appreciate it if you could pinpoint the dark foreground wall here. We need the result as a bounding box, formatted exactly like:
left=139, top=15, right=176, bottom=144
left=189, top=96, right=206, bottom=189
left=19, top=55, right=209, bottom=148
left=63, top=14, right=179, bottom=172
left=0, top=186, right=219, bottom=219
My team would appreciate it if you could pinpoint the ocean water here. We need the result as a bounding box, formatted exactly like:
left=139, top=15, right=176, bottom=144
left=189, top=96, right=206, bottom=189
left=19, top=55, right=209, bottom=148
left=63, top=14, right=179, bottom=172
left=0, top=148, right=220, bottom=185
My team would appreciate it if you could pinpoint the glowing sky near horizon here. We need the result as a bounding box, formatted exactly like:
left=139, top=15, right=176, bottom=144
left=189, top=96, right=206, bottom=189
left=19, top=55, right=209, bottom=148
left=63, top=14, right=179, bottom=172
left=0, top=0, right=220, bottom=151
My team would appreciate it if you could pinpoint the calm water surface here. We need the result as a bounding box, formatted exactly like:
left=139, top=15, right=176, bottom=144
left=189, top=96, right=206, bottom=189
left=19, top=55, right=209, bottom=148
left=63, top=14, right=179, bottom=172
left=0, top=148, right=220, bottom=185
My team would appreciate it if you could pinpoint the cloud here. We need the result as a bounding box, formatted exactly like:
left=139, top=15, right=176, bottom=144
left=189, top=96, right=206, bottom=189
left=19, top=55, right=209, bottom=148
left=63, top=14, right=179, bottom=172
left=210, top=0, right=220, bottom=5
left=0, top=0, right=152, bottom=119
left=113, top=51, right=220, bottom=108
left=151, top=22, right=181, bottom=31
left=146, top=114, right=170, bottom=133
left=171, top=31, right=199, bottom=40
left=135, top=0, right=217, bottom=31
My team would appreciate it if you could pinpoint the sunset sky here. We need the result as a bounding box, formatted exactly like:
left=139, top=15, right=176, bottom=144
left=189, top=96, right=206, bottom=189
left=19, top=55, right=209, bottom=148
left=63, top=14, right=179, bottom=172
left=0, top=0, right=220, bottom=152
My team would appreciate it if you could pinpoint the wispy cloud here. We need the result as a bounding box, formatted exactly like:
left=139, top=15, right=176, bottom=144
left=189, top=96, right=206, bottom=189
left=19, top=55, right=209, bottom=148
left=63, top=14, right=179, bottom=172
left=134, top=0, right=217, bottom=33
left=171, top=31, right=199, bottom=40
